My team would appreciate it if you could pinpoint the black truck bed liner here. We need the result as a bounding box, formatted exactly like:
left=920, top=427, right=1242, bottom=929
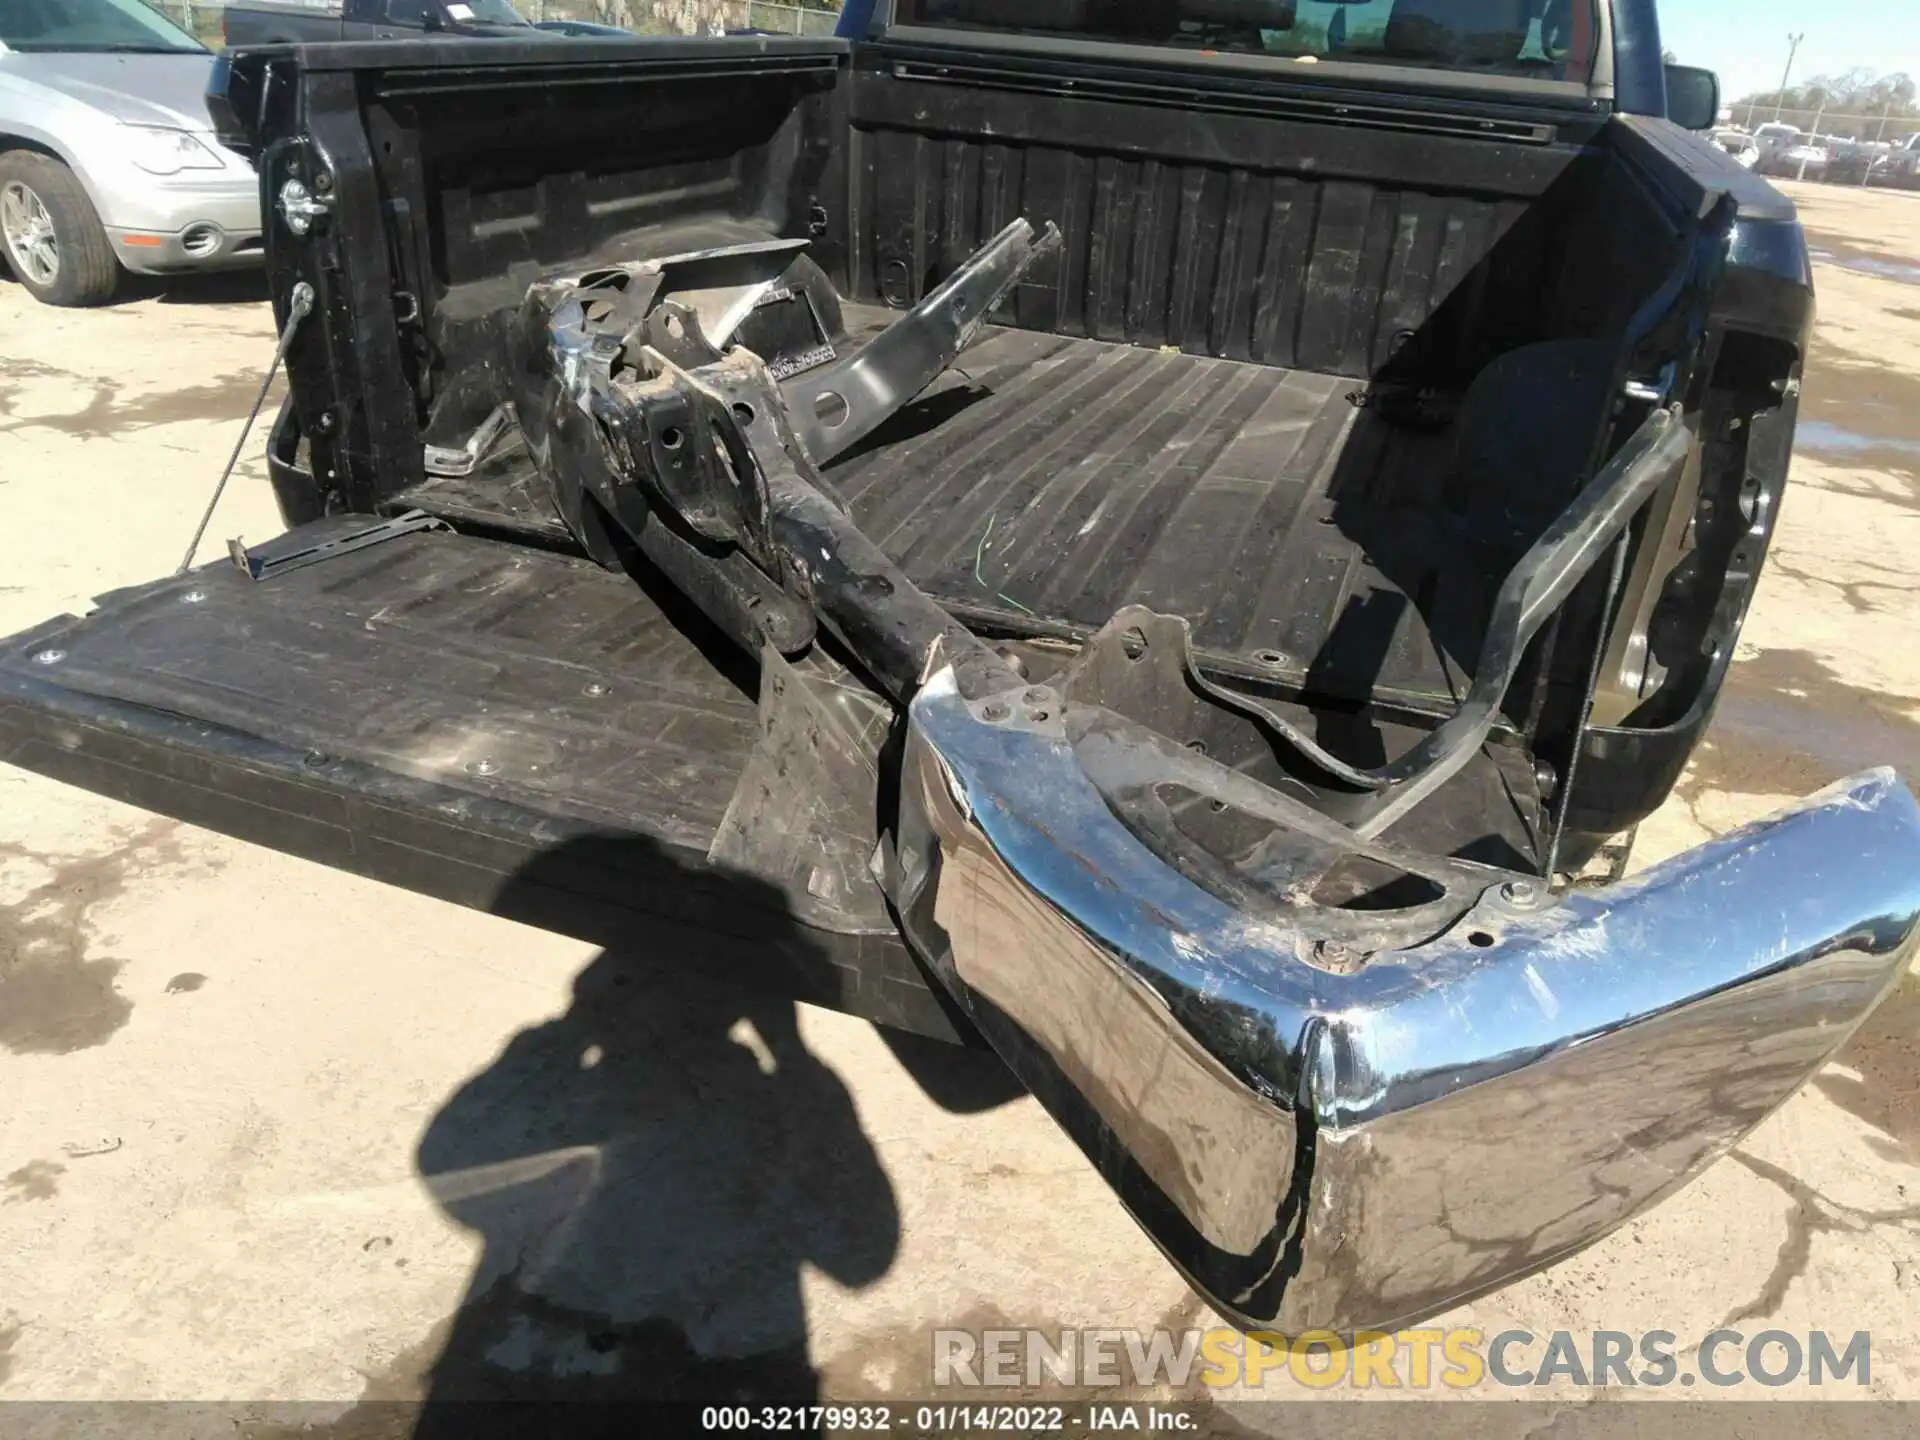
left=831, top=315, right=1474, bottom=706
left=1, top=328, right=1559, bottom=1047
left=398, top=309, right=1491, bottom=709
left=0, top=304, right=1554, bottom=1039
left=1, top=483, right=1541, bottom=1048
left=0, top=523, right=963, bottom=1040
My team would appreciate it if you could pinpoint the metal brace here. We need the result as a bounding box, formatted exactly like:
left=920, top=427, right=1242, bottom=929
left=422, top=404, right=514, bottom=478
left=177, top=280, right=315, bottom=575
left=227, top=509, right=448, bottom=582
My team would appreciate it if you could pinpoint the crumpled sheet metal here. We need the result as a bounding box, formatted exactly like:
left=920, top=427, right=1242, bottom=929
left=888, top=663, right=1920, bottom=1332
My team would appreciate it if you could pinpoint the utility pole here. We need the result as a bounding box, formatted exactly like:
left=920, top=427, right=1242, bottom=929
left=1863, top=93, right=1897, bottom=187
left=1772, top=33, right=1805, bottom=125
left=1798, top=97, right=1827, bottom=180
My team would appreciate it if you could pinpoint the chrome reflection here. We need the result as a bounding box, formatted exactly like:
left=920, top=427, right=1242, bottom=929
left=888, top=665, right=1920, bottom=1333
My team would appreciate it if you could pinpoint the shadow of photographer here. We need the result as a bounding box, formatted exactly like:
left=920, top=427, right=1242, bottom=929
left=376, top=831, right=1021, bottom=1437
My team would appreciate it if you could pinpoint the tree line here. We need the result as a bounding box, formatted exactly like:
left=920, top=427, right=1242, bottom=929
left=1728, top=69, right=1919, bottom=139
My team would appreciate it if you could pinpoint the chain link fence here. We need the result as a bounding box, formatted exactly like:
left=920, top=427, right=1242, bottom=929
left=548, top=1, right=840, bottom=35
left=141, top=0, right=842, bottom=46
left=1730, top=105, right=1919, bottom=143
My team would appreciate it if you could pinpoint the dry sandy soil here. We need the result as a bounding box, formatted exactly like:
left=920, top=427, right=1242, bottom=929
left=0, top=179, right=1917, bottom=1430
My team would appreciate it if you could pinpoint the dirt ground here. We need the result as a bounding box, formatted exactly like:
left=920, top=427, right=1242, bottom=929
left=1, top=179, right=1918, bottom=1425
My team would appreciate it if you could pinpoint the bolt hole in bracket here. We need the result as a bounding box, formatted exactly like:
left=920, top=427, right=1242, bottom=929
left=1053, top=643, right=1504, bottom=959
left=782, top=219, right=1062, bottom=466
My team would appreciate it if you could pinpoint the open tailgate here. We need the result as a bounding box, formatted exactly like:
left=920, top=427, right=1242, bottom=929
left=0, top=519, right=962, bottom=1042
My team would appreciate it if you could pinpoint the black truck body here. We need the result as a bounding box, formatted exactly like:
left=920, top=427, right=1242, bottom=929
left=5, top=3, right=1918, bottom=1334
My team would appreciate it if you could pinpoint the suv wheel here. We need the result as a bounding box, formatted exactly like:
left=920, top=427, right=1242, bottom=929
left=0, top=152, right=119, bottom=307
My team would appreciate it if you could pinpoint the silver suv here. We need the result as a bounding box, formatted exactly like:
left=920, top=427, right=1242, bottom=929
left=0, top=0, right=261, bottom=306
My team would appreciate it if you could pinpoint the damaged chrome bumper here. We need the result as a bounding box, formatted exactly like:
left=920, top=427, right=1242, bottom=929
left=888, top=665, right=1920, bottom=1333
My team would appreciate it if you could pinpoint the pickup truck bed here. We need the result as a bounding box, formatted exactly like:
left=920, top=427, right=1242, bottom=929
left=834, top=316, right=1489, bottom=702
left=407, top=303, right=1546, bottom=705
left=10, top=31, right=1919, bottom=1338
left=0, top=319, right=1546, bottom=1045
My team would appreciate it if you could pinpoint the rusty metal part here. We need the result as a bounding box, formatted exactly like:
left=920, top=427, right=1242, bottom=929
left=512, top=221, right=1060, bottom=699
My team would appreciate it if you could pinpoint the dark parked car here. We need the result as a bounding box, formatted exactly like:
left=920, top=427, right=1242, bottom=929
left=1757, top=134, right=1831, bottom=181
left=7, top=0, right=1915, bottom=1337
left=222, top=0, right=545, bottom=46
left=1885, top=133, right=1920, bottom=188
left=533, top=18, right=632, bottom=37
left=1825, top=137, right=1890, bottom=186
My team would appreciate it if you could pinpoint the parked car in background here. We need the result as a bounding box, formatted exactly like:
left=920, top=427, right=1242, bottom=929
left=1709, top=126, right=1759, bottom=167
left=533, top=18, right=633, bottom=37
left=1825, top=137, right=1891, bottom=186
left=0, top=0, right=260, bottom=306
left=1752, top=120, right=1801, bottom=153
left=1885, top=133, right=1920, bottom=189
left=1758, top=135, right=1830, bottom=181
left=223, top=0, right=554, bottom=45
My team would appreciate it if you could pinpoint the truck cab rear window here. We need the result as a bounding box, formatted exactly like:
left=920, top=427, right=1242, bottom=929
left=892, top=0, right=1602, bottom=83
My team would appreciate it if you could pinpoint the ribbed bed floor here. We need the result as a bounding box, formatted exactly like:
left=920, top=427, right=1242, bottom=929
left=829, top=315, right=1483, bottom=706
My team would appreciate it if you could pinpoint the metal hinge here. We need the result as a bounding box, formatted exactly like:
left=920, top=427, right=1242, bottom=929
left=277, top=177, right=332, bottom=237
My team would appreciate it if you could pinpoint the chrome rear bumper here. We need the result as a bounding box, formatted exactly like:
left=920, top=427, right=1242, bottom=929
left=889, top=665, right=1920, bottom=1333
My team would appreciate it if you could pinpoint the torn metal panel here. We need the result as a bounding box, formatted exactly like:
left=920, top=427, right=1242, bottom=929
left=709, top=647, right=896, bottom=935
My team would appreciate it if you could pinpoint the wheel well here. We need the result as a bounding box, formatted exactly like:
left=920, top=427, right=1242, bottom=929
left=0, top=135, right=65, bottom=163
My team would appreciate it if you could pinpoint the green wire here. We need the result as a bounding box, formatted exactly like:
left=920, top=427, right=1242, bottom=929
left=973, top=513, right=1034, bottom=615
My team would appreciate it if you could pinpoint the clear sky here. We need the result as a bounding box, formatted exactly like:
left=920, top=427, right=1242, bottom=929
left=1659, top=0, right=1919, bottom=105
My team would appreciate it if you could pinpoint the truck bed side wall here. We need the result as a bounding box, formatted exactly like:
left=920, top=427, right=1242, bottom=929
left=369, top=49, right=1688, bottom=445
left=819, top=51, right=1685, bottom=390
